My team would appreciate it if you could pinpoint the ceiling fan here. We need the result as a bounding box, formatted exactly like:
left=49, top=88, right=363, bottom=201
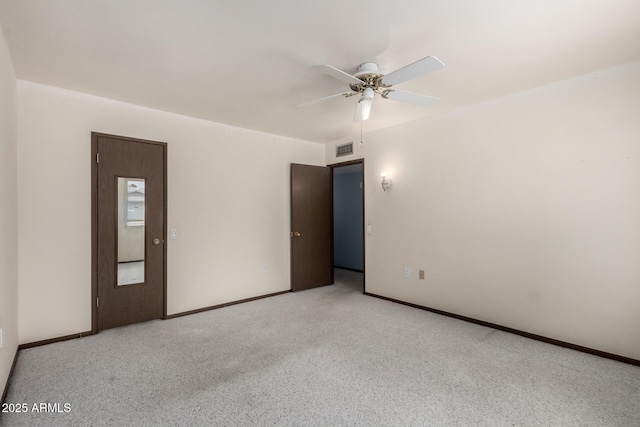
left=298, top=56, right=444, bottom=121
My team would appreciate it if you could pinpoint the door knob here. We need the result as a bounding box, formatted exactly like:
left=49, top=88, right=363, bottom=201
left=152, top=238, right=161, bottom=245
left=290, top=232, right=301, bottom=237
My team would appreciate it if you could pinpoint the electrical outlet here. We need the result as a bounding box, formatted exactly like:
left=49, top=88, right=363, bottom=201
left=419, top=270, right=425, bottom=280
left=0, top=328, right=3, bottom=349
left=262, top=263, right=269, bottom=273
left=404, top=267, right=412, bottom=278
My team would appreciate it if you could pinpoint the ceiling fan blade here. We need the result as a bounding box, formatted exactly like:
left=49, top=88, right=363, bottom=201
left=383, top=89, right=440, bottom=107
left=297, top=92, right=353, bottom=107
left=312, top=64, right=363, bottom=85
left=381, top=56, right=444, bottom=86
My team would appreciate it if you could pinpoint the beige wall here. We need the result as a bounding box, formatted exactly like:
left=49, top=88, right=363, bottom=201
left=328, top=61, right=640, bottom=360
left=0, top=25, right=18, bottom=394
left=17, top=81, right=325, bottom=344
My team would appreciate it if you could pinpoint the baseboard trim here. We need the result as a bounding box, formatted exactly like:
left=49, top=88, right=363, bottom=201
left=18, top=331, right=94, bottom=350
left=364, top=292, right=640, bottom=367
left=1, top=348, right=19, bottom=408
left=166, top=290, right=290, bottom=319
left=13, top=292, right=291, bottom=349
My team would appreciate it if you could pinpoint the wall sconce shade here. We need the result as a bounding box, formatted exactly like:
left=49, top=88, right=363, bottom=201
left=381, top=173, right=392, bottom=191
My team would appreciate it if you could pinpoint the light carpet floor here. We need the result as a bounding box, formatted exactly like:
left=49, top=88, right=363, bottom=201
left=1, top=269, right=639, bottom=426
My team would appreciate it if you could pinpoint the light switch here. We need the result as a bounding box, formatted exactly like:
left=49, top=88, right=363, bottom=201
left=170, top=229, right=178, bottom=240
left=366, top=224, right=372, bottom=235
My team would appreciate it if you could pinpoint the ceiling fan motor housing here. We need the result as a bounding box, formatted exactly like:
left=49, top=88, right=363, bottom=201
left=355, top=62, right=379, bottom=75
left=350, top=62, right=384, bottom=92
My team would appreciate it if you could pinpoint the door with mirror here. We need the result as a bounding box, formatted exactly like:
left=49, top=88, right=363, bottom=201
left=92, top=133, right=166, bottom=332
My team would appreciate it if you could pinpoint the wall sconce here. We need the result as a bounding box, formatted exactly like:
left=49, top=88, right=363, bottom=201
left=381, top=173, right=392, bottom=191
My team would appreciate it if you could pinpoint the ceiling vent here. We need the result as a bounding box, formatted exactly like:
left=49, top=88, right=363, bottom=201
left=336, top=142, right=353, bottom=158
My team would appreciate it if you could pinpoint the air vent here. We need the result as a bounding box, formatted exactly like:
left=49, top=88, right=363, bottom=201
left=336, top=142, right=353, bottom=157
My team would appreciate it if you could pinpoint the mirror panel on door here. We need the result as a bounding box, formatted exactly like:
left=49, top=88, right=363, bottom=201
left=117, top=178, right=145, bottom=286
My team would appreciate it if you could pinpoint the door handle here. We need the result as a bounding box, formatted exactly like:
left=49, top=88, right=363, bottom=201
left=152, top=238, right=161, bottom=245
left=290, top=232, right=301, bottom=237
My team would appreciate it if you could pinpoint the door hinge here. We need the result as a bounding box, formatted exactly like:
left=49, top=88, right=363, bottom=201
left=96, top=297, right=99, bottom=308
left=96, top=153, right=99, bottom=163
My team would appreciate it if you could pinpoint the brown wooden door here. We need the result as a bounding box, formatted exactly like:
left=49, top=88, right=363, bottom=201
left=92, top=133, right=166, bottom=331
left=290, top=163, right=333, bottom=291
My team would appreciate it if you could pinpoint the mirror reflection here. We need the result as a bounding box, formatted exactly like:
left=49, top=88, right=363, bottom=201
left=117, top=178, right=145, bottom=286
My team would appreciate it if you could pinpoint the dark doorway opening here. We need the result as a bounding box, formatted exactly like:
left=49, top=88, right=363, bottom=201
left=331, top=160, right=365, bottom=293
left=289, top=159, right=365, bottom=293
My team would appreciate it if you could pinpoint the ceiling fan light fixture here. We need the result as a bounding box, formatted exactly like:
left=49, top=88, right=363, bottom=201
left=354, top=88, right=374, bottom=121
left=360, top=98, right=372, bottom=121
left=362, top=87, right=374, bottom=102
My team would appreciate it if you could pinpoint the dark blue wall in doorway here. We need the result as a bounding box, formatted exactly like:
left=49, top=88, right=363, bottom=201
left=333, top=167, right=363, bottom=271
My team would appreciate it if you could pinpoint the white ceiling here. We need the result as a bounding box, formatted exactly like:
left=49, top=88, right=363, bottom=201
left=1, top=0, right=639, bottom=143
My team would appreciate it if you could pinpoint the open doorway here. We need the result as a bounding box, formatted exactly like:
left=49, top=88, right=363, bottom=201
left=331, top=160, right=364, bottom=293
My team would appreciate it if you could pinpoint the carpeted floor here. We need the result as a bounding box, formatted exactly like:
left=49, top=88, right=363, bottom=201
left=1, top=269, right=639, bottom=426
